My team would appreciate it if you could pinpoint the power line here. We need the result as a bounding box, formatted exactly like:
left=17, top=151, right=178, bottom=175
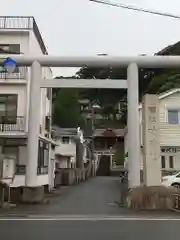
left=90, top=0, right=180, bottom=20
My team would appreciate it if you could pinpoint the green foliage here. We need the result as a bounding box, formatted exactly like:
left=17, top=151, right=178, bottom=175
left=53, top=88, right=84, bottom=128
left=113, top=150, right=124, bottom=165
left=52, top=41, right=180, bottom=129
left=147, top=71, right=180, bottom=94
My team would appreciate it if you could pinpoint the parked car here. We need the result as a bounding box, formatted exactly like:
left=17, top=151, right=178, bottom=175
left=162, top=171, right=180, bottom=188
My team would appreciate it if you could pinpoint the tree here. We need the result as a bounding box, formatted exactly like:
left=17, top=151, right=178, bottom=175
left=146, top=71, right=180, bottom=94
left=77, top=66, right=127, bottom=107
left=53, top=89, right=84, bottom=128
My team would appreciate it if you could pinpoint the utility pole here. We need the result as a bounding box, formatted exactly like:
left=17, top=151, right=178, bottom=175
left=90, top=0, right=180, bottom=20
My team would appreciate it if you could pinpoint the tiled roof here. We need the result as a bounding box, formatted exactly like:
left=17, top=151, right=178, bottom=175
left=93, top=128, right=124, bottom=137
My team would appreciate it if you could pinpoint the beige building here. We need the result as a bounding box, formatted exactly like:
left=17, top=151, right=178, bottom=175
left=125, top=88, right=180, bottom=175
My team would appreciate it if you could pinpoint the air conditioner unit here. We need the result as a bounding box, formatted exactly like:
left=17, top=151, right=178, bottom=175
left=0, top=155, right=16, bottom=185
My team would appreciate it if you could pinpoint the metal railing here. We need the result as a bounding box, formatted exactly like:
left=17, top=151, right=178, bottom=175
left=0, top=116, right=25, bottom=132
left=0, top=16, right=47, bottom=55
left=0, top=67, right=27, bottom=80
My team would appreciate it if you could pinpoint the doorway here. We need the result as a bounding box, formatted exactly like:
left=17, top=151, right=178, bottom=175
left=96, top=155, right=111, bottom=176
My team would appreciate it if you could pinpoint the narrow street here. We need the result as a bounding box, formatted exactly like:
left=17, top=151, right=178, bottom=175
left=1, top=177, right=123, bottom=216
left=44, top=176, right=121, bottom=215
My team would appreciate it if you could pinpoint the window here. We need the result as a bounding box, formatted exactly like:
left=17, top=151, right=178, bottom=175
left=0, top=94, right=18, bottom=123
left=0, top=44, right=20, bottom=73
left=62, top=137, right=70, bottom=144
left=169, top=156, right=174, bottom=169
left=0, top=44, right=20, bottom=54
left=2, top=146, right=19, bottom=162
left=46, top=88, right=51, bottom=100
left=161, top=156, right=166, bottom=169
left=168, top=110, right=179, bottom=124
left=45, top=116, right=51, bottom=132
left=37, top=140, right=49, bottom=175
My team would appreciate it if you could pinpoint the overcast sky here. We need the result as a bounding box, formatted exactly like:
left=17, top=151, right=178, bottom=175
left=1, top=0, right=180, bottom=77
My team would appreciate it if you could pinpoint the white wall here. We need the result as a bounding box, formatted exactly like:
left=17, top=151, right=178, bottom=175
left=0, top=30, right=52, bottom=136
left=0, top=31, right=30, bottom=53
left=57, top=157, right=70, bottom=168
left=55, top=139, right=76, bottom=157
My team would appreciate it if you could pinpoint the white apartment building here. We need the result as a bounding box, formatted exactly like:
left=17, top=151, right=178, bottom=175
left=124, top=88, right=180, bottom=176
left=0, top=16, right=56, bottom=201
left=52, top=126, right=88, bottom=169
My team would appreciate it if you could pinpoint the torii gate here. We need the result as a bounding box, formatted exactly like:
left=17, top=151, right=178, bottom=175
left=4, top=55, right=180, bottom=188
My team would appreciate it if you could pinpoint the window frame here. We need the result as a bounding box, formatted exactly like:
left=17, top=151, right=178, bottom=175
left=0, top=94, right=18, bottom=123
left=62, top=136, right=70, bottom=144
left=161, top=155, right=166, bottom=169
left=167, top=108, right=180, bottom=124
left=169, top=156, right=174, bottom=169
left=37, top=140, right=49, bottom=175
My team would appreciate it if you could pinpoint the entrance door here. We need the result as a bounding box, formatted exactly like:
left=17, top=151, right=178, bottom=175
left=96, top=155, right=110, bottom=176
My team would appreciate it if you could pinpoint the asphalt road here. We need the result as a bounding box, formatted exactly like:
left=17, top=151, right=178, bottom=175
left=0, top=219, right=180, bottom=240
left=1, top=176, right=180, bottom=238
left=1, top=176, right=124, bottom=216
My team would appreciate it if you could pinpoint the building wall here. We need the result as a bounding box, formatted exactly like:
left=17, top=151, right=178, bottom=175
left=0, top=31, right=30, bottom=53
left=139, top=92, right=180, bottom=146
left=0, top=30, right=52, bottom=137
left=135, top=92, right=180, bottom=172
left=0, top=145, right=27, bottom=165
left=55, top=139, right=76, bottom=157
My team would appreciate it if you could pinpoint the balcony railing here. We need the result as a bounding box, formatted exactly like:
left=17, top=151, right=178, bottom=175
left=0, top=16, right=47, bottom=55
left=0, top=67, right=27, bottom=80
left=0, top=116, right=25, bottom=132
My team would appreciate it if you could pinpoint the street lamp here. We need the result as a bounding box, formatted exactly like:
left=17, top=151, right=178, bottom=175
left=3, top=57, right=17, bottom=74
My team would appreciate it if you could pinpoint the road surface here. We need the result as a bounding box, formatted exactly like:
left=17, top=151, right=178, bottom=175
left=1, top=177, right=180, bottom=238
left=1, top=176, right=124, bottom=216
left=0, top=218, right=180, bottom=240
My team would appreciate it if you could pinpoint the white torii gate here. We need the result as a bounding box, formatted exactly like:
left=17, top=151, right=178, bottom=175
left=5, top=55, right=180, bottom=189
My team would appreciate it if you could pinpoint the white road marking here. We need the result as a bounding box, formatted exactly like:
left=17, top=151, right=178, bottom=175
left=0, top=215, right=180, bottom=221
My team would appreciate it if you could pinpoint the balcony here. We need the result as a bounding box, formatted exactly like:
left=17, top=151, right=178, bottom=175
left=0, top=116, right=25, bottom=132
left=0, top=67, right=27, bottom=81
left=0, top=16, right=47, bottom=55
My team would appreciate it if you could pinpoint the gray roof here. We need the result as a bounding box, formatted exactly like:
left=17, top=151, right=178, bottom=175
left=52, top=126, right=77, bottom=138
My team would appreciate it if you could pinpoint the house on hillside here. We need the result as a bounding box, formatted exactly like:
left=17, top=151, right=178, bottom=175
left=125, top=88, right=180, bottom=175
left=0, top=16, right=56, bottom=202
